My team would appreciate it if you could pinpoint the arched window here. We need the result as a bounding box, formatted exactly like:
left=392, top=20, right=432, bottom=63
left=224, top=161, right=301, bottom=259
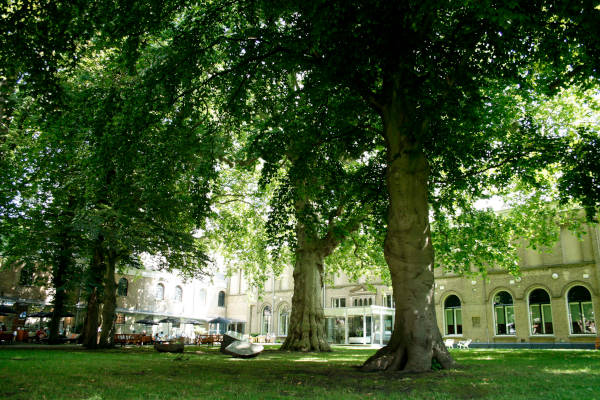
left=155, top=283, right=165, bottom=300
left=262, top=306, right=272, bottom=335
left=567, top=286, right=595, bottom=334
left=198, top=288, right=207, bottom=305
left=117, top=278, right=128, bottom=297
left=174, top=286, right=183, bottom=302
left=494, top=291, right=516, bottom=335
left=218, top=291, right=225, bottom=307
left=529, top=289, right=552, bottom=335
left=279, top=306, right=289, bottom=336
left=19, top=265, right=34, bottom=286
left=444, top=295, right=462, bottom=335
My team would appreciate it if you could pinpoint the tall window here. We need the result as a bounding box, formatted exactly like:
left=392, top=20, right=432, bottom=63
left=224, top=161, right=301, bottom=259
left=279, top=306, right=289, bottom=336
left=117, top=278, right=128, bottom=297
left=332, top=298, right=346, bottom=308
left=444, top=295, right=462, bottom=335
left=262, top=306, right=272, bottom=335
left=218, top=291, right=225, bottom=307
left=384, top=294, right=395, bottom=308
left=353, top=297, right=373, bottom=306
left=198, top=288, right=207, bottom=305
left=568, top=286, right=595, bottom=334
left=19, top=265, right=34, bottom=286
left=494, top=291, right=516, bottom=335
left=174, top=286, right=183, bottom=302
left=529, top=289, right=553, bottom=335
left=155, top=283, right=165, bottom=300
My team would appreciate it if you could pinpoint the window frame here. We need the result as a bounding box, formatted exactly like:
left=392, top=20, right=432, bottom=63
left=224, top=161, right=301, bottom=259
left=443, top=295, right=463, bottom=337
left=155, top=283, right=165, bottom=301
left=566, top=285, right=596, bottom=335
left=117, top=278, right=128, bottom=297
left=174, top=285, right=183, bottom=303
left=352, top=296, right=374, bottom=307
left=527, top=288, right=553, bottom=336
left=198, top=288, right=207, bottom=305
left=331, top=297, right=346, bottom=308
left=279, top=306, right=289, bottom=336
left=262, top=305, right=272, bottom=335
left=493, top=291, right=516, bottom=336
left=383, top=294, right=395, bottom=308
left=19, top=266, right=34, bottom=287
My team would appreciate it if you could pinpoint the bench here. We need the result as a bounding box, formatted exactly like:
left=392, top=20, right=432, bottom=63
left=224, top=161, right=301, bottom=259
left=197, top=334, right=222, bottom=345
left=114, top=333, right=148, bottom=346
left=0, top=332, right=13, bottom=344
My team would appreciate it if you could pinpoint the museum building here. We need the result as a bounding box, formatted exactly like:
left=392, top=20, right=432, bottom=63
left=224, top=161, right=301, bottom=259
left=1, top=221, right=598, bottom=346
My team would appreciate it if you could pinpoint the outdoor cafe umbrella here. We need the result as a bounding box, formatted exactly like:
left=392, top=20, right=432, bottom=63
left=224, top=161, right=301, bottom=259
left=158, top=317, right=180, bottom=338
left=135, top=318, right=158, bottom=334
left=0, top=305, right=17, bottom=314
left=184, top=319, right=206, bottom=325
left=208, top=317, right=231, bottom=334
left=135, top=318, right=158, bottom=325
left=28, top=311, right=52, bottom=329
left=29, top=311, right=52, bottom=318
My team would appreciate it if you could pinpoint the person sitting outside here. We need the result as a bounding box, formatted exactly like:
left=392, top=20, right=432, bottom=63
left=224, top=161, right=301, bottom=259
left=36, top=328, right=47, bottom=342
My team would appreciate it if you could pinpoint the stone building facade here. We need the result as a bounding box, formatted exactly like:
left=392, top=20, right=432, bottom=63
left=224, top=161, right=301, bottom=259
left=434, top=224, right=598, bottom=346
left=1, top=221, right=598, bottom=346
left=240, top=222, right=599, bottom=346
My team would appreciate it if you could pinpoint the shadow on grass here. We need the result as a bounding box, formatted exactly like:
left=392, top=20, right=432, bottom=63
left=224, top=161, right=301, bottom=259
left=0, top=346, right=598, bottom=399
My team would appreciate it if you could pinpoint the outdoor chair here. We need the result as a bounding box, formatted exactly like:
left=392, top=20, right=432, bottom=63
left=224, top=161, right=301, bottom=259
left=457, top=339, right=472, bottom=349
left=444, top=339, right=455, bottom=348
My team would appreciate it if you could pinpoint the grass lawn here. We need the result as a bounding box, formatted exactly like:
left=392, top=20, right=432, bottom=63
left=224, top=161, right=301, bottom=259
left=0, top=345, right=598, bottom=399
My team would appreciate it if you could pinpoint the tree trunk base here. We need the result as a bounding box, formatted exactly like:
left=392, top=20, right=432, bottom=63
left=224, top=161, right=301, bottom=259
left=280, top=333, right=331, bottom=352
left=361, top=341, right=455, bottom=373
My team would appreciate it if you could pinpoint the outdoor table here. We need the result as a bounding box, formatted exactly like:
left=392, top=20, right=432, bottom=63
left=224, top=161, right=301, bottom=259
left=0, top=331, right=13, bottom=343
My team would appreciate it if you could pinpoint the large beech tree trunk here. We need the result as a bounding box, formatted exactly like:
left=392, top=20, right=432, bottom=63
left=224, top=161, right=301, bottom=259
left=47, top=256, right=68, bottom=344
left=81, top=242, right=104, bottom=349
left=361, top=93, right=454, bottom=372
left=280, top=241, right=331, bottom=352
left=98, top=252, right=117, bottom=348
left=48, top=229, right=71, bottom=344
left=48, top=198, right=75, bottom=344
left=81, top=288, right=100, bottom=348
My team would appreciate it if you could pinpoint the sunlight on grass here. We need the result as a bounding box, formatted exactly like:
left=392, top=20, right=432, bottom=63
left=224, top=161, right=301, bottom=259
left=467, top=356, right=498, bottom=361
left=325, top=357, right=365, bottom=362
left=2, top=348, right=600, bottom=399
left=543, top=367, right=592, bottom=375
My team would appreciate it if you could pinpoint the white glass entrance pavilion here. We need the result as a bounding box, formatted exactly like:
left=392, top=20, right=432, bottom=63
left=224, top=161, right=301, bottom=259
left=324, top=305, right=395, bottom=345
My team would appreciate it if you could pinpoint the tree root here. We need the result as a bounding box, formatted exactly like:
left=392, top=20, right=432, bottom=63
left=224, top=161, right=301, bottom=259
left=361, top=343, right=455, bottom=373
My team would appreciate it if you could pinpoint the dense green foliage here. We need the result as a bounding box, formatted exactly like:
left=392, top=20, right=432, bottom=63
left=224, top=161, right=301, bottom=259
left=1, top=0, right=599, bottom=361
